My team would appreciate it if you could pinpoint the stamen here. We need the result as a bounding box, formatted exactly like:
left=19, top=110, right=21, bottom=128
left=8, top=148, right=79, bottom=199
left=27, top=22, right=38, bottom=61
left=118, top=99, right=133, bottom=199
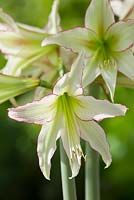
left=70, top=145, right=86, bottom=164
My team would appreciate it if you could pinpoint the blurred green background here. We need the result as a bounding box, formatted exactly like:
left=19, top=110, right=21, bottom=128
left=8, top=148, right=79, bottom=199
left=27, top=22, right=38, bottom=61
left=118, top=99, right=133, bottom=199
left=0, top=0, right=134, bottom=199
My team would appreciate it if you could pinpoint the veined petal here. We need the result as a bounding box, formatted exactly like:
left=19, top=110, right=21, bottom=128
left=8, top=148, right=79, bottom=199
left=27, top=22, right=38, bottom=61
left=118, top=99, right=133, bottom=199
left=37, top=119, right=61, bottom=180
left=106, top=22, right=134, bottom=51
left=53, top=52, right=85, bottom=96
left=79, top=120, right=112, bottom=168
left=61, top=126, right=82, bottom=178
left=101, top=62, right=117, bottom=101
left=17, top=22, right=48, bottom=40
left=0, top=74, right=39, bottom=104
left=82, top=57, right=100, bottom=87
left=74, top=95, right=127, bottom=121
left=0, top=8, right=19, bottom=32
left=116, top=50, right=134, bottom=80
left=2, top=47, right=53, bottom=76
left=60, top=109, right=82, bottom=178
left=45, top=0, right=61, bottom=34
left=85, top=0, right=114, bottom=36
left=0, top=31, right=45, bottom=57
left=1, top=56, right=22, bottom=76
left=8, top=94, right=58, bottom=124
left=42, top=27, right=97, bottom=57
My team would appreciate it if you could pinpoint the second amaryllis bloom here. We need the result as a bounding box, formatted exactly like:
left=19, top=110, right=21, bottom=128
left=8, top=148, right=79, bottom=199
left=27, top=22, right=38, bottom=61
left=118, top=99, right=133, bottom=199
left=42, top=0, right=134, bottom=101
left=8, top=52, right=127, bottom=180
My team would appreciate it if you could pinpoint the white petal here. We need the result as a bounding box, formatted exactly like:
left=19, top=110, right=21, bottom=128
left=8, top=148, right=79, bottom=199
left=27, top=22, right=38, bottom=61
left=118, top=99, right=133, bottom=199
left=116, top=50, right=134, bottom=80
left=37, top=119, right=61, bottom=180
left=106, top=22, right=134, bottom=51
left=79, top=120, right=112, bottom=168
left=53, top=51, right=85, bottom=96
left=45, top=0, right=61, bottom=34
left=2, top=47, right=52, bottom=76
left=1, top=56, right=22, bottom=76
left=110, top=0, right=134, bottom=20
left=74, top=95, right=127, bottom=121
left=85, top=0, right=114, bottom=35
left=0, top=31, right=43, bottom=57
left=8, top=94, right=58, bottom=125
left=0, top=8, right=19, bottom=32
left=61, top=113, right=82, bottom=178
left=18, top=23, right=47, bottom=35
left=83, top=57, right=100, bottom=87
left=42, top=27, right=97, bottom=57
left=101, top=62, right=117, bottom=101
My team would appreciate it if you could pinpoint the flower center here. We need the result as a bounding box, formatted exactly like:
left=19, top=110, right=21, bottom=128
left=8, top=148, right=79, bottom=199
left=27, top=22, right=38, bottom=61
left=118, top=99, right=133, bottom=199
left=91, top=36, right=116, bottom=69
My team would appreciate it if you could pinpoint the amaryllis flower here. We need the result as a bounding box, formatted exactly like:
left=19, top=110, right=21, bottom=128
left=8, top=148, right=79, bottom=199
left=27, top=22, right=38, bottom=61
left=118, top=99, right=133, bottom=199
left=8, top=52, right=127, bottom=180
left=42, top=0, right=134, bottom=100
left=0, top=0, right=60, bottom=76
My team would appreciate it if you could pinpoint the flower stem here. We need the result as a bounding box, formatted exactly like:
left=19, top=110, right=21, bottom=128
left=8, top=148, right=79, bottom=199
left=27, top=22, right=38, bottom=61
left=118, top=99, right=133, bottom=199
left=85, top=144, right=100, bottom=200
left=85, top=83, right=100, bottom=200
left=60, top=141, right=77, bottom=200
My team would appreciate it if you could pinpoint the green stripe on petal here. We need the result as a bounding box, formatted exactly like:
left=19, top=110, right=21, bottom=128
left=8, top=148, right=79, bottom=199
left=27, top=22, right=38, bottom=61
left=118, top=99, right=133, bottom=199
left=106, top=22, right=134, bottom=51
left=8, top=94, right=57, bottom=124
left=73, top=96, right=127, bottom=121
left=85, top=0, right=114, bottom=36
left=101, top=61, right=117, bottom=101
left=58, top=93, right=82, bottom=178
left=2, top=47, right=53, bottom=76
left=61, top=122, right=82, bottom=178
left=0, top=74, right=39, bottom=104
left=79, top=120, right=112, bottom=168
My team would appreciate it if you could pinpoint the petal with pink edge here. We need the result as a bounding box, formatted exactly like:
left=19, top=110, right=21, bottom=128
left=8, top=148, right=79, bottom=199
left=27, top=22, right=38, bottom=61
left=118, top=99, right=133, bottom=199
left=79, top=119, right=112, bottom=168
left=106, top=22, right=134, bottom=51
left=85, top=0, right=114, bottom=35
left=42, top=27, right=98, bottom=57
left=37, top=119, right=61, bottom=180
left=8, top=94, right=58, bottom=125
left=74, top=95, right=127, bottom=121
left=53, top=52, right=85, bottom=96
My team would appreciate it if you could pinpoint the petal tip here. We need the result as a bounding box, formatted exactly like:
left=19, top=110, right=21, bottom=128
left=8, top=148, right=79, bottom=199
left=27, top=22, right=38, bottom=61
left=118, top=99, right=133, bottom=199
left=104, top=158, right=112, bottom=169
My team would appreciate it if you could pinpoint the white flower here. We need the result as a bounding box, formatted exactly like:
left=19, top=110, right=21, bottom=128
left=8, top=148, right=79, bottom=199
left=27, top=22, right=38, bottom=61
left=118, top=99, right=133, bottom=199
left=0, top=0, right=60, bottom=76
left=8, top=52, right=127, bottom=180
left=42, top=0, right=134, bottom=101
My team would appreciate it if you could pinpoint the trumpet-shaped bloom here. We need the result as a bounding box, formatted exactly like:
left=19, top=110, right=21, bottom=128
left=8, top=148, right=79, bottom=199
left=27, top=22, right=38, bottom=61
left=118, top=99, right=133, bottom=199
left=42, top=0, right=134, bottom=100
left=0, top=73, right=39, bottom=104
left=0, top=0, right=60, bottom=76
left=8, top=52, right=127, bottom=180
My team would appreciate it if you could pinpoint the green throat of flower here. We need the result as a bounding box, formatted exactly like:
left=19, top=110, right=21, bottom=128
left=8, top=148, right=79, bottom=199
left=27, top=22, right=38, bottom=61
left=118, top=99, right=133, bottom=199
left=93, top=36, right=116, bottom=69
left=57, top=93, right=84, bottom=162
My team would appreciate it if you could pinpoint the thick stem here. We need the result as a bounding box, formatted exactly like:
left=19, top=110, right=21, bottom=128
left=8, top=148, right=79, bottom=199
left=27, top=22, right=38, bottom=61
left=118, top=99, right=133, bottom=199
left=85, top=144, right=100, bottom=200
left=85, top=83, right=100, bottom=200
left=60, top=141, right=77, bottom=200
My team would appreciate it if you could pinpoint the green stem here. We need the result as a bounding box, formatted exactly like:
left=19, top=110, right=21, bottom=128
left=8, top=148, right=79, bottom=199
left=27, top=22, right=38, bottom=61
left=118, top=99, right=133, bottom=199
left=85, top=144, right=100, bottom=200
left=85, top=83, right=100, bottom=200
left=60, top=141, right=77, bottom=200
